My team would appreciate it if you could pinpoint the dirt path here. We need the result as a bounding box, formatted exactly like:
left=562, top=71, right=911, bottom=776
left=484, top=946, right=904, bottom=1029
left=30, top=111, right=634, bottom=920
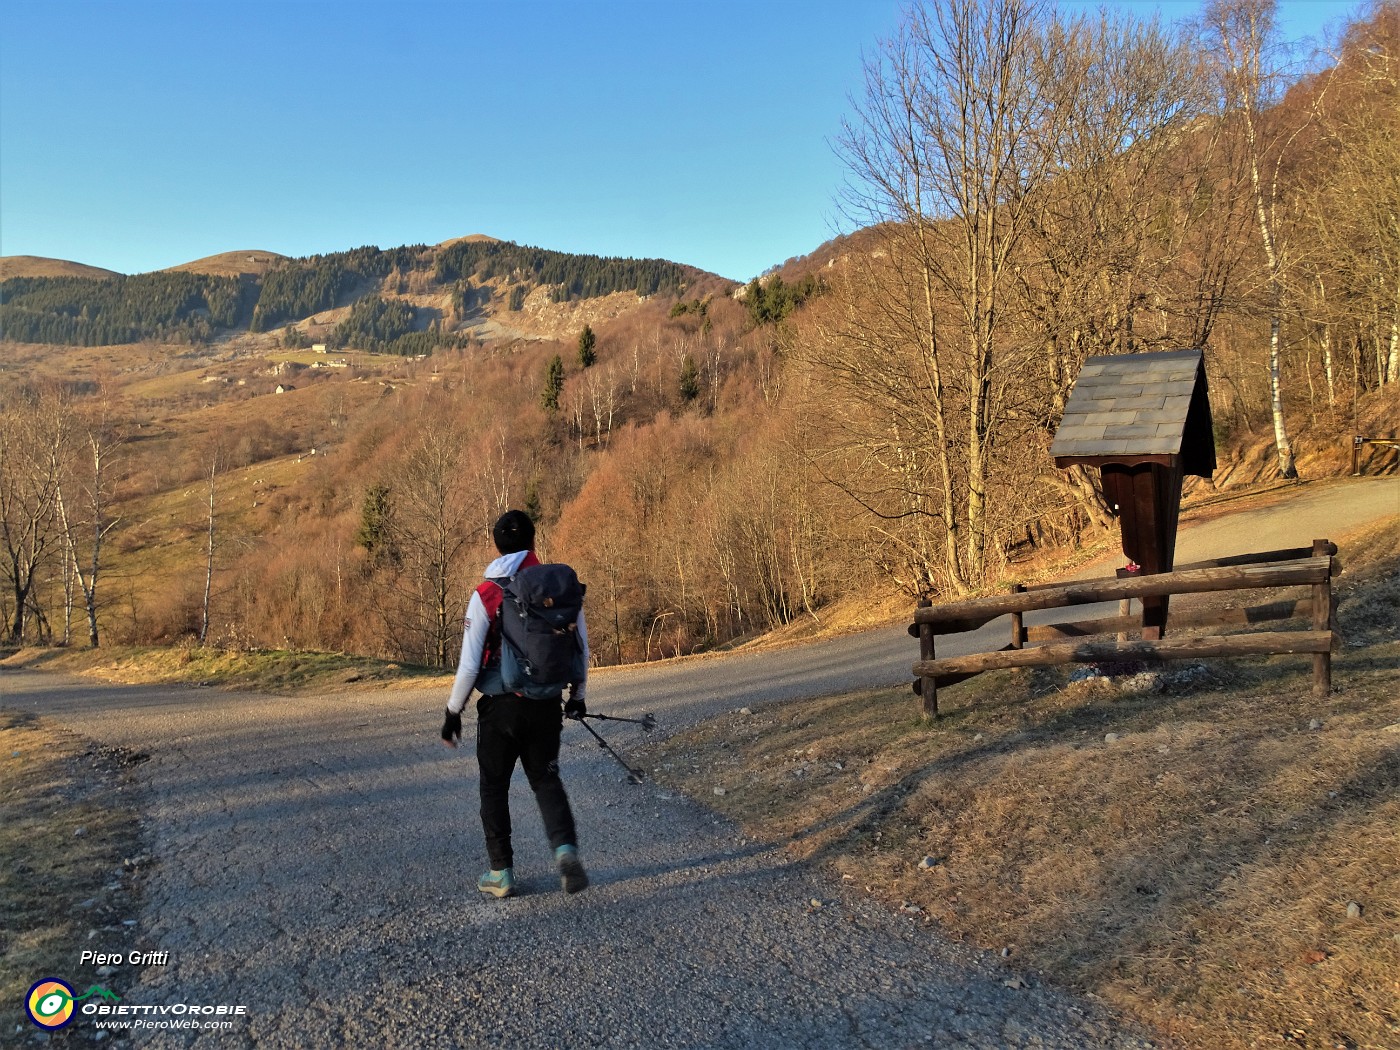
left=3, top=672, right=1148, bottom=1049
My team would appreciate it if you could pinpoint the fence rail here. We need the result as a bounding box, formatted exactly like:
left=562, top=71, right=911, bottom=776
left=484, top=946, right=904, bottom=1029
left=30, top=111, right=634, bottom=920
left=1351, top=434, right=1399, bottom=476
left=911, top=539, right=1339, bottom=718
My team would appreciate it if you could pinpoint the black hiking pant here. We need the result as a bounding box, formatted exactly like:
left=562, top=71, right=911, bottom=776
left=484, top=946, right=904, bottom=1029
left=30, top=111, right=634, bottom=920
left=475, top=693, right=578, bottom=871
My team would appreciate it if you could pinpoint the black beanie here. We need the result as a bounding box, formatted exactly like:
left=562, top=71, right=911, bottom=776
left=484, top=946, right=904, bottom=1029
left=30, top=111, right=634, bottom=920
left=492, top=510, right=535, bottom=555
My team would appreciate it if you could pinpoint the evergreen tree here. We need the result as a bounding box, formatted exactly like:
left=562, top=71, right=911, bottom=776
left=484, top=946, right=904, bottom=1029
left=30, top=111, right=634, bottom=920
left=679, top=354, right=701, bottom=402
left=355, top=484, right=396, bottom=565
left=577, top=324, right=597, bottom=368
left=541, top=355, right=565, bottom=412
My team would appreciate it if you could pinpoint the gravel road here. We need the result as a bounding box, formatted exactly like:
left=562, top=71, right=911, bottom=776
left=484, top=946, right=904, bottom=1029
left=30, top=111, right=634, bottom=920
left=5, top=475, right=1394, bottom=1048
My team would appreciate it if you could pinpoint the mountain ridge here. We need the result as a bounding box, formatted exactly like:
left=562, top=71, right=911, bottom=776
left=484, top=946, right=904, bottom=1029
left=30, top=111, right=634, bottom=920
left=0, top=231, right=733, bottom=284
left=0, top=235, right=740, bottom=351
left=0, top=255, right=123, bottom=281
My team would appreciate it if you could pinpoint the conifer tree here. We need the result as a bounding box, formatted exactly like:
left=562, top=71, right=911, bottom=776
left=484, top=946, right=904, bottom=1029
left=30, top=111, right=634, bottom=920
left=578, top=324, right=597, bottom=368
left=542, top=355, right=566, bottom=412
left=679, top=354, right=701, bottom=402
left=355, top=484, right=396, bottom=565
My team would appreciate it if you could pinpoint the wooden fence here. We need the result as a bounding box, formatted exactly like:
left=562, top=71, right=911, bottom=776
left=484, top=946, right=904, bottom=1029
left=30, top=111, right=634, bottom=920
left=910, top=539, right=1339, bottom=717
left=1351, top=435, right=1399, bottom=476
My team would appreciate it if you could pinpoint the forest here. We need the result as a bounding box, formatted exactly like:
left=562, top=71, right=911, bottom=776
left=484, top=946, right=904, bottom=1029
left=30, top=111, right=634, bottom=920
left=0, top=239, right=694, bottom=348
left=0, top=271, right=258, bottom=345
left=434, top=239, right=691, bottom=301
left=0, top=0, right=1396, bottom=671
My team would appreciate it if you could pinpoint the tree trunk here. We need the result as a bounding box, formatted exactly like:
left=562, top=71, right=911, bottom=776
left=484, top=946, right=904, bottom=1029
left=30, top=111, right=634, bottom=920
left=1387, top=274, right=1399, bottom=384
left=201, top=457, right=217, bottom=645
left=1269, top=313, right=1298, bottom=477
left=1322, top=323, right=1336, bottom=407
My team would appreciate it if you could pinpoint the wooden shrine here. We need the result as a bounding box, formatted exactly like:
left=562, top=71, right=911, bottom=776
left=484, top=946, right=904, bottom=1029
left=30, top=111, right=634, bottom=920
left=1049, top=348, right=1216, bottom=639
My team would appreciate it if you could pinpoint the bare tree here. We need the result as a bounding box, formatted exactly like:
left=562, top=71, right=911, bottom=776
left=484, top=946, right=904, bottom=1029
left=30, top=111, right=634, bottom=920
left=200, top=444, right=221, bottom=645
left=54, top=402, right=124, bottom=647
left=398, top=416, right=527, bottom=665
left=387, top=429, right=474, bottom=666
left=1018, top=9, right=1222, bottom=520
left=1301, top=2, right=1400, bottom=392
left=1205, top=0, right=1310, bottom=477
left=0, top=395, right=64, bottom=643
left=829, top=0, right=1058, bottom=593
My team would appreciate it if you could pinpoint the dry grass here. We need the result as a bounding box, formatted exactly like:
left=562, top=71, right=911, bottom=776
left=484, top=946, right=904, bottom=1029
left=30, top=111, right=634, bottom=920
left=0, top=256, right=121, bottom=280
left=159, top=250, right=287, bottom=277
left=642, top=516, right=1400, bottom=1050
left=0, top=643, right=442, bottom=694
left=0, top=711, right=145, bottom=1039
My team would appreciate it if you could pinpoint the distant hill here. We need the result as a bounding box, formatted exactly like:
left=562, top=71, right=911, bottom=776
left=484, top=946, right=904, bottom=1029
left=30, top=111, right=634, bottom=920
left=0, top=255, right=122, bottom=280
left=436, top=233, right=502, bottom=249
left=766, top=226, right=886, bottom=284
left=0, top=237, right=735, bottom=352
left=163, top=251, right=288, bottom=277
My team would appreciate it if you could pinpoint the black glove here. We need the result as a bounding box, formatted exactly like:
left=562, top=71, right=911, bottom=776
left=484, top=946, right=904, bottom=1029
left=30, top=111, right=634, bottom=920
left=441, top=708, right=462, bottom=745
left=564, top=694, right=586, bottom=720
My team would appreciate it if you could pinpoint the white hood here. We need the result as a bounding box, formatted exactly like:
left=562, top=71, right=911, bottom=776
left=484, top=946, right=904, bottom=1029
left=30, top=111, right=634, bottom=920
left=483, top=549, right=532, bottom=579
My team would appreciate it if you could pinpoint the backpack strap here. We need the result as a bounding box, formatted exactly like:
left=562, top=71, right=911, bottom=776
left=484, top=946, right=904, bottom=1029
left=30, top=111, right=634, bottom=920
left=478, top=551, right=541, bottom=667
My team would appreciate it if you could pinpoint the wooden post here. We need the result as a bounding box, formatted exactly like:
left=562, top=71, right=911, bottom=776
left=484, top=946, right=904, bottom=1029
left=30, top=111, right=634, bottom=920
left=918, top=598, right=938, bottom=720
left=1115, top=565, right=1140, bottom=644
left=1312, top=538, right=1332, bottom=697
left=1351, top=435, right=1362, bottom=476
left=1009, top=585, right=1025, bottom=650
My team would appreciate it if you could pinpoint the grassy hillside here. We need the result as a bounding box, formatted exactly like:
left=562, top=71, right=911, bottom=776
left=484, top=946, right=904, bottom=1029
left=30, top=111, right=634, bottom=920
left=161, top=250, right=288, bottom=277
left=0, top=255, right=122, bottom=280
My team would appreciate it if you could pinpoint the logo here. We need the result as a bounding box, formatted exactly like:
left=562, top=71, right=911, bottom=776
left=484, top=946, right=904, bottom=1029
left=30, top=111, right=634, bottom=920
left=26, top=979, right=76, bottom=1030
left=25, top=979, right=121, bottom=1030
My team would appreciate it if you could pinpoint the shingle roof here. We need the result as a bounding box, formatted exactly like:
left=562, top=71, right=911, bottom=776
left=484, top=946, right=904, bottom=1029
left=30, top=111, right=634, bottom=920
left=1050, top=349, right=1215, bottom=476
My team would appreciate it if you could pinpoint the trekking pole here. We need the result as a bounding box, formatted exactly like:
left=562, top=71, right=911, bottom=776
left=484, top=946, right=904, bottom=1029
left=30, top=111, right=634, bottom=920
left=581, top=711, right=657, bottom=733
left=570, top=715, right=646, bottom=784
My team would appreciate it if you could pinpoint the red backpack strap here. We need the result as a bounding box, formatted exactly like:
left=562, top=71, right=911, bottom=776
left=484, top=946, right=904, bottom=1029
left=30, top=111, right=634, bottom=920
left=477, top=580, right=505, bottom=666
left=478, top=552, right=541, bottom=665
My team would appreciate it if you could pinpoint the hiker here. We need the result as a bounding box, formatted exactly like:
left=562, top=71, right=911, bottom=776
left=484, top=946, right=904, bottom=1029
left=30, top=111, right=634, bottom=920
left=440, top=509, right=590, bottom=898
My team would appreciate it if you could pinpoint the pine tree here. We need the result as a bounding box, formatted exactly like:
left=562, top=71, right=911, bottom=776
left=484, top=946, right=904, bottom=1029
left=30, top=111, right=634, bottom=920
left=355, top=484, right=396, bottom=565
left=542, top=355, right=565, bottom=412
left=679, top=354, right=700, bottom=402
left=578, top=324, right=597, bottom=368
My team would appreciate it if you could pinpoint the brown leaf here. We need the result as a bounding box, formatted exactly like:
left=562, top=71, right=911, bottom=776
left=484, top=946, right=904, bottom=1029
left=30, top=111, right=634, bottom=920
left=1301, top=949, right=1329, bottom=966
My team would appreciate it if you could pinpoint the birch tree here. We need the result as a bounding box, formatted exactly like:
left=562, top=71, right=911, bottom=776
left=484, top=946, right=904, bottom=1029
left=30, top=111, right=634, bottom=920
left=1205, top=0, right=1307, bottom=477
left=199, top=445, right=220, bottom=645
left=54, top=403, right=123, bottom=648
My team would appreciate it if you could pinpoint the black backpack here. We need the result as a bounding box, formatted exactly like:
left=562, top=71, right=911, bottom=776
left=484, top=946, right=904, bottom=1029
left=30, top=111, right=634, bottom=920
left=495, top=563, right=586, bottom=701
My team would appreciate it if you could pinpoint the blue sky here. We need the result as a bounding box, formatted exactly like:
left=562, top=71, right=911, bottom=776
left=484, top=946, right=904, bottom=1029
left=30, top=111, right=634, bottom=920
left=0, top=1, right=1356, bottom=282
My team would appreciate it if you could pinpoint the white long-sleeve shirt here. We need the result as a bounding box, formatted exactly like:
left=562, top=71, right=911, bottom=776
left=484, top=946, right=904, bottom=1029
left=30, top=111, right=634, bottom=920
left=446, top=550, right=589, bottom=714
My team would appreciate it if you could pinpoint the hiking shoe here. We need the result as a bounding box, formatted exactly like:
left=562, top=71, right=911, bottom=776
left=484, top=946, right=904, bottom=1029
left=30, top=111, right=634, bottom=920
left=555, top=845, right=589, bottom=894
left=477, top=867, right=515, bottom=898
